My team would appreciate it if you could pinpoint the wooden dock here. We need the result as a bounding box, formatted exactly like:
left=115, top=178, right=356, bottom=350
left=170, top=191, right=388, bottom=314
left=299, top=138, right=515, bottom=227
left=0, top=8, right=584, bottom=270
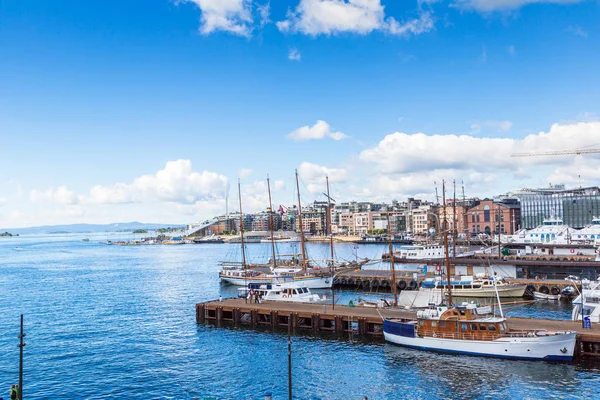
left=196, top=299, right=600, bottom=359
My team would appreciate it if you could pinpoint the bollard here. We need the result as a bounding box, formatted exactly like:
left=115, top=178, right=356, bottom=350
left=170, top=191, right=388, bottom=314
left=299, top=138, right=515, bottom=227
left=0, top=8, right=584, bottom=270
left=265, top=392, right=273, bottom=400
left=323, top=304, right=327, bottom=313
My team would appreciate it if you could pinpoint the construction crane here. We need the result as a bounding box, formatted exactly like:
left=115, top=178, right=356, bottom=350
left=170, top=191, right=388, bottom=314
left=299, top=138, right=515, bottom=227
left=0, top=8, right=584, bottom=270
left=511, top=148, right=600, bottom=157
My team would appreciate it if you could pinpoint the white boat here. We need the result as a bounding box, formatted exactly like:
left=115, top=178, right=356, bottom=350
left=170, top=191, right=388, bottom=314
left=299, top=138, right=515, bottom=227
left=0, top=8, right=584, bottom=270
left=509, top=217, right=571, bottom=245
left=419, top=276, right=526, bottom=298
left=533, top=291, right=561, bottom=301
left=237, top=282, right=328, bottom=303
left=259, top=237, right=298, bottom=243
left=219, top=265, right=333, bottom=289
left=383, top=303, right=577, bottom=361
left=394, top=244, right=450, bottom=260
left=572, top=278, right=600, bottom=323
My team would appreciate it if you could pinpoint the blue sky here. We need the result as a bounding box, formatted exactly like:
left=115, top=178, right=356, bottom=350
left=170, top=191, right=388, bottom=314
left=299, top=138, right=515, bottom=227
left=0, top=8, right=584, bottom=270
left=1, top=0, right=599, bottom=227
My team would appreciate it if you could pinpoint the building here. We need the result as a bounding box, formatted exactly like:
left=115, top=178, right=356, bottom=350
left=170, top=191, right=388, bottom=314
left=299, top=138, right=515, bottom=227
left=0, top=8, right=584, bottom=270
left=509, top=185, right=600, bottom=229
left=410, top=205, right=439, bottom=235
left=465, top=199, right=521, bottom=235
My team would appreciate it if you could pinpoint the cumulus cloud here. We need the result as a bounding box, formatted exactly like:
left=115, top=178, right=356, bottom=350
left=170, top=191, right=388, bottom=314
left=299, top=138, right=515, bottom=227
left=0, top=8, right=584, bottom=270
left=85, top=159, right=228, bottom=205
left=453, top=0, right=583, bottom=13
left=183, top=0, right=254, bottom=36
left=277, top=0, right=434, bottom=37
left=288, top=48, right=302, bottom=61
left=30, top=186, right=79, bottom=205
left=360, top=121, right=600, bottom=175
left=298, top=162, right=347, bottom=184
left=287, top=120, right=347, bottom=141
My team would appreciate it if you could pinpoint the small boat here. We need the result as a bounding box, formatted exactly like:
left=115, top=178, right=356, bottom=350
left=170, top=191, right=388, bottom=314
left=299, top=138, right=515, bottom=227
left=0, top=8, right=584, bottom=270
left=533, top=291, right=561, bottom=301
left=237, top=282, right=328, bottom=304
left=13, top=247, right=24, bottom=251
left=419, top=276, right=527, bottom=298
left=383, top=303, right=577, bottom=361
left=82, top=238, right=90, bottom=242
left=193, top=235, right=225, bottom=244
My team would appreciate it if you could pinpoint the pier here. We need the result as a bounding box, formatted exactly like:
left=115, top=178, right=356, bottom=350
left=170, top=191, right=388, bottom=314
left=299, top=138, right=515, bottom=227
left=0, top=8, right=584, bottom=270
left=196, top=299, right=600, bottom=360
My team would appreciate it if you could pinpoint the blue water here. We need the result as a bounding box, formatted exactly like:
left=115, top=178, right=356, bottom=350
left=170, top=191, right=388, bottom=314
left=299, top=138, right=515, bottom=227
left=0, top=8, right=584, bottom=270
left=0, top=235, right=599, bottom=399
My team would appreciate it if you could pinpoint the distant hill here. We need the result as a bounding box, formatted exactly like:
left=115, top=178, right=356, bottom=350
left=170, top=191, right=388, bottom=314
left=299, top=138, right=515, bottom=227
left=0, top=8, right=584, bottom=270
left=1, top=222, right=185, bottom=235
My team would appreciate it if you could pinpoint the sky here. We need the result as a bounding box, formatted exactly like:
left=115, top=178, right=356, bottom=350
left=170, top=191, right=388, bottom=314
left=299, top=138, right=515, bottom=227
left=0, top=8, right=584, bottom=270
left=1, top=0, right=600, bottom=228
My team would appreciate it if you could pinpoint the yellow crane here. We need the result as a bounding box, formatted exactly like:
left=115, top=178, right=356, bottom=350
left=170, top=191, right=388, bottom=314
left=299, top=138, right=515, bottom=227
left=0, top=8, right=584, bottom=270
left=511, top=148, right=600, bottom=157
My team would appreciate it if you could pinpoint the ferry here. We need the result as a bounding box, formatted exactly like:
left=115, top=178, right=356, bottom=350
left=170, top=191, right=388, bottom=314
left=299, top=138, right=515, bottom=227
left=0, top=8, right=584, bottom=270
left=419, top=276, right=527, bottom=298
left=392, top=244, right=451, bottom=260
left=509, top=217, right=571, bottom=245
left=383, top=303, right=577, bottom=361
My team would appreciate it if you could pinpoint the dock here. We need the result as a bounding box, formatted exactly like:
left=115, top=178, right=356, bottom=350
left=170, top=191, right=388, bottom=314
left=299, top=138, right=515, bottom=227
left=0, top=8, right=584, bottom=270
left=196, top=299, right=600, bottom=359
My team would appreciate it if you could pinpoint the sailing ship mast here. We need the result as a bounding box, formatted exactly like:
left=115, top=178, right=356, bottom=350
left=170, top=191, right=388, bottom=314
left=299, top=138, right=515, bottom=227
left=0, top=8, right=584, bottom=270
left=386, top=211, right=398, bottom=307
left=295, top=170, right=308, bottom=272
left=238, top=179, right=247, bottom=269
left=267, top=175, right=277, bottom=268
left=326, top=175, right=336, bottom=309
left=442, top=180, right=453, bottom=306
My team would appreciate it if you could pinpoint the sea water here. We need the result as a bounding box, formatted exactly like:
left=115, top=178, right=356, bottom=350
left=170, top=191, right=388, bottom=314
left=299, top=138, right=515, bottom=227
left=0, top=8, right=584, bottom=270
left=0, top=235, right=598, bottom=399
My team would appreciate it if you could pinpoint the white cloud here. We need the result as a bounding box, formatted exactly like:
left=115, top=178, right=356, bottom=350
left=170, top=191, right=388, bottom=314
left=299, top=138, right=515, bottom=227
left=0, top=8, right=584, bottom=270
left=277, top=0, right=434, bottom=37
left=30, top=186, right=79, bottom=205
left=288, top=48, right=302, bottom=61
left=287, top=120, right=348, bottom=141
left=469, top=120, right=513, bottom=135
left=239, top=168, right=254, bottom=178
left=387, top=12, right=434, bottom=36
left=184, top=0, right=253, bottom=37
left=85, top=159, right=228, bottom=205
left=453, top=0, right=583, bottom=12
left=257, top=2, right=270, bottom=27
left=298, top=162, right=347, bottom=183
left=359, top=121, right=600, bottom=175
left=566, top=25, right=588, bottom=38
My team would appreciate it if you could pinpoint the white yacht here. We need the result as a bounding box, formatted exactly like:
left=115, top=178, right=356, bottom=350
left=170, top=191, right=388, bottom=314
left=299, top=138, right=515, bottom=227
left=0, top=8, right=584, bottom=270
left=572, top=278, right=600, bottom=323
left=510, top=217, right=572, bottom=245
left=394, top=244, right=452, bottom=260
left=238, top=282, right=328, bottom=303
left=219, top=265, right=333, bottom=289
left=571, top=217, right=600, bottom=245
left=419, top=276, right=527, bottom=298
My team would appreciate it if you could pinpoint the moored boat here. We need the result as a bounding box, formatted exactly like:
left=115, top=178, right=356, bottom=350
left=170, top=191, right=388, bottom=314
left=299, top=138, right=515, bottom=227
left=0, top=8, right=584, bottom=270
left=383, top=303, right=577, bottom=361
left=420, top=276, right=526, bottom=298
left=237, top=282, right=328, bottom=303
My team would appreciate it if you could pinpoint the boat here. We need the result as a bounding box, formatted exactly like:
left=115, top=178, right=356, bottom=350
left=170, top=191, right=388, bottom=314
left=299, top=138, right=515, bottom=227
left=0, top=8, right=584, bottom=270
left=533, top=291, right=561, bottom=301
left=13, top=247, right=24, bottom=251
left=383, top=303, right=577, bottom=361
left=193, top=235, right=225, bottom=244
left=259, top=236, right=298, bottom=243
left=82, top=238, right=90, bottom=242
left=572, top=278, right=600, bottom=323
left=353, top=235, right=414, bottom=245
left=419, top=276, right=527, bottom=298
left=382, top=180, right=577, bottom=362
left=237, top=282, right=328, bottom=303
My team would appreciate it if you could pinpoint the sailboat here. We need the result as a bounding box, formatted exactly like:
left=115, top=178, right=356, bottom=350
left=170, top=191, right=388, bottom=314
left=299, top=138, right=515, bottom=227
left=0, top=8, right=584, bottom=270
left=382, top=181, right=577, bottom=361
left=219, top=173, right=333, bottom=289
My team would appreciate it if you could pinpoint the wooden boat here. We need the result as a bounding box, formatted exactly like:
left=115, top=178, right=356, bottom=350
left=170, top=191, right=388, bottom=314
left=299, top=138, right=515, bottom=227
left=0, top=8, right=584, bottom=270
left=420, top=277, right=527, bottom=298
left=533, top=291, right=561, bottom=301
left=383, top=303, right=576, bottom=361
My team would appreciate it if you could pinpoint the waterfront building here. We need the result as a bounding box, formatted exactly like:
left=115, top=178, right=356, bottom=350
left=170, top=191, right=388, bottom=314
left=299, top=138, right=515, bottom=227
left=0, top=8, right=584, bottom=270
left=465, top=199, right=521, bottom=235
left=410, top=204, right=439, bottom=235
left=508, top=185, right=600, bottom=229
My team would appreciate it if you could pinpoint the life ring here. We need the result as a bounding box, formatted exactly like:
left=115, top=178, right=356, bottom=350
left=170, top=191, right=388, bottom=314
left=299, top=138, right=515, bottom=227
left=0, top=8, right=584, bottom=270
left=282, top=293, right=288, bottom=298
left=570, top=249, right=575, bottom=253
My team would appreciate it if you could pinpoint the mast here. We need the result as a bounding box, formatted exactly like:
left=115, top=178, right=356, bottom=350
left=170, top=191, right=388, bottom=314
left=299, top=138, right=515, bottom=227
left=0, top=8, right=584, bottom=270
left=452, top=179, right=457, bottom=258
left=387, top=211, right=398, bottom=307
left=295, top=170, right=307, bottom=272
left=442, top=180, right=453, bottom=306
left=267, top=175, right=277, bottom=268
left=238, top=179, right=247, bottom=268
left=326, top=175, right=335, bottom=309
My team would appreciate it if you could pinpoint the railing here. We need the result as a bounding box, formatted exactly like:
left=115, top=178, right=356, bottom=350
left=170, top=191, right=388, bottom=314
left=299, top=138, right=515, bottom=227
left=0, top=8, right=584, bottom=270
left=418, top=330, right=502, bottom=341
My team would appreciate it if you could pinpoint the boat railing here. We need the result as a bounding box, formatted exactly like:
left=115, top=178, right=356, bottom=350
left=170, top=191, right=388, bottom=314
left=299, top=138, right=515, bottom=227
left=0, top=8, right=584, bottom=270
left=417, top=330, right=507, bottom=341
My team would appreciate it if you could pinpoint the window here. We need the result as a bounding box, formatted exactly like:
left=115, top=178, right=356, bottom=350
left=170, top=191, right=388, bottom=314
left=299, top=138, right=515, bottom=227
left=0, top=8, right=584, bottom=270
left=471, top=323, right=478, bottom=330
left=479, top=324, right=487, bottom=331
left=476, top=215, right=480, bottom=223
left=461, top=323, right=468, bottom=331
left=488, top=325, right=497, bottom=332
left=439, top=321, right=446, bottom=328
left=484, top=205, right=490, bottom=222
left=472, top=215, right=475, bottom=223
left=431, top=321, right=437, bottom=327
left=419, top=320, right=424, bottom=326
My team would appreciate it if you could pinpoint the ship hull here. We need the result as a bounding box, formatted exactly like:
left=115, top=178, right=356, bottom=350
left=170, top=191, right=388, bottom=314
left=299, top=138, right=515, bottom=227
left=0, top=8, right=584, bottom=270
left=220, top=275, right=332, bottom=289
left=383, top=320, right=576, bottom=361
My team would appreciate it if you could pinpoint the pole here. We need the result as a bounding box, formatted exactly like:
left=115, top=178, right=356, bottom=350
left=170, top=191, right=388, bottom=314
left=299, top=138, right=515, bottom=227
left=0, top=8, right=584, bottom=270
left=497, top=206, right=501, bottom=259
left=287, top=318, right=293, bottom=400
left=295, top=170, right=307, bottom=272
left=462, top=182, right=470, bottom=248
left=18, top=314, right=25, bottom=400
left=238, top=179, right=247, bottom=302
left=267, top=175, right=277, bottom=268
left=442, top=181, right=453, bottom=306
left=387, top=212, right=398, bottom=307
left=452, top=179, right=457, bottom=258
left=326, top=176, right=335, bottom=310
